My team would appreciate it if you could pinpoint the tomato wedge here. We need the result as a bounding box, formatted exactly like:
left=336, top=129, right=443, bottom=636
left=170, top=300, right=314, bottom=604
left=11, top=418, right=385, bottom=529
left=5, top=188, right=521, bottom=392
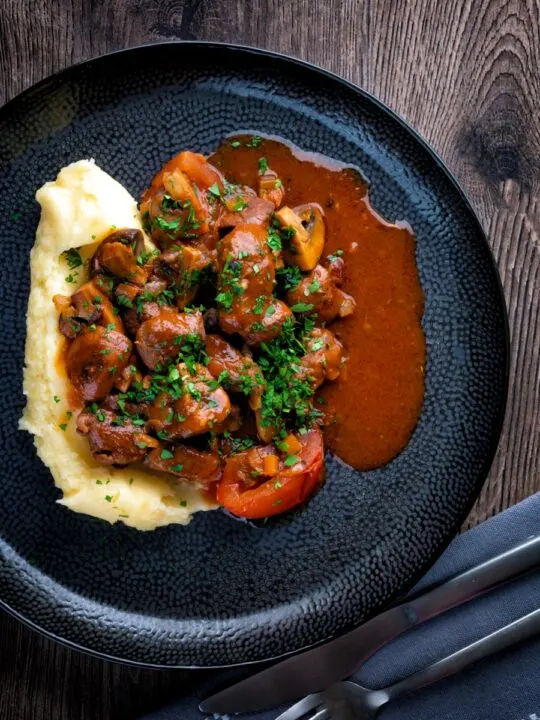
left=216, top=429, right=324, bottom=519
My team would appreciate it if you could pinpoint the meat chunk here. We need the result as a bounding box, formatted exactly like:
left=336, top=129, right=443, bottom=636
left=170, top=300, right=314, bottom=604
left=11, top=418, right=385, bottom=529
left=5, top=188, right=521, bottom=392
left=217, top=190, right=274, bottom=233
left=205, top=334, right=265, bottom=409
left=66, top=326, right=132, bottom=401
left=77, top=409, right=158, bottom=465
left=146, top=362, right=231, bottom=439
left=285, top=264, right=356, bottom=323
left=140, top=151, right=224, bottom=248
left=122, top=299, right=175, bottom=338
left=115, top=282, right=141, bottom=307
left=153, top=243, right=212, bottom=309
left=297, top=328, right=347, bottom=389
left=258, top=170, right=285, bottom=209
left=144, top=445, right=221, bottom=487
left=217, top=224, right=293, bottom=345
left=135, top=310, right=205, bottom=370
left=90, top=229, right=148, bottom=286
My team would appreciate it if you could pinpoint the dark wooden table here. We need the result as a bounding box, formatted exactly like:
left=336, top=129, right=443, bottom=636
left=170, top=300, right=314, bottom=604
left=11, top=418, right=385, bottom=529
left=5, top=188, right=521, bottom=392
left=0, top=1, right=538, bottom=718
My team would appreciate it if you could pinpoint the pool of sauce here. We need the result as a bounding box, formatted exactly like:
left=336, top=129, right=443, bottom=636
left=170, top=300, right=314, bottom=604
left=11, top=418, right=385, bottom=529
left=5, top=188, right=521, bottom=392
left=211, top=136, right=426, bottom=470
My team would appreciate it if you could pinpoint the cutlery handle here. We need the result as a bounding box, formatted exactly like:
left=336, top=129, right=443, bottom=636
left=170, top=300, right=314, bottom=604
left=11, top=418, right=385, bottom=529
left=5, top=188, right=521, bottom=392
left=385, top=607, right=540, bottom=702
left=395, top=534, right=540, bottom=638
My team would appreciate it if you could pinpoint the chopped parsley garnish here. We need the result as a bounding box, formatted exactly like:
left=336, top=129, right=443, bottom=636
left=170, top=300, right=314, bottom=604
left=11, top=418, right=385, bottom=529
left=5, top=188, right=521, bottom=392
left=256, top=316, right=321, bottom=435
left=216, top=252, right=244, bottom=310
left=291, top=302, right=314, bottom=313
left=228, top=436, right=256, bottom=453
left=327, top=249, right=344, bottom=262
left=267, top=230, right=282, bottom=252
left=117, top=294, right=133, bottom=308
left=160, top=449, right=174, bottom=460
left=258, top=157, right=268, bottom=174
left=246, top=135, right=263, bottom=147
left=232, top=197, right=248, bottom=212
left=276, top=265, right=302, bottom=292
left=104, top=495, right=113, bottom=503
left=230, top=140, right=241, bottom=148
left=176, top=333, right=209, bottom=374
left=62, top=248, right=83, bottom=269
left=252, top=295, right=266, bottom=315
left=308, top=279, right=321, bottom=294
left=208, top=183, right=221, bottom=198
left=58, top=423, right=67, bottom=432
left=53, top=395, right=61, bottom=404
left=180, top=499, right=188, bottom=507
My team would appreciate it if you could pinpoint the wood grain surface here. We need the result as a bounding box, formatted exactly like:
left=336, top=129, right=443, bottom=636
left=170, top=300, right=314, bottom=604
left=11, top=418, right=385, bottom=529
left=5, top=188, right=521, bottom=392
left=0, top=0, right=539, bottom=718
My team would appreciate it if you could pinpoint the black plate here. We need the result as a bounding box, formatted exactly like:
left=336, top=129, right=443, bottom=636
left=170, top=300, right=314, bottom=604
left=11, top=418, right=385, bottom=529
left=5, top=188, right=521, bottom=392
left=0, top=42, right=508, bottom=667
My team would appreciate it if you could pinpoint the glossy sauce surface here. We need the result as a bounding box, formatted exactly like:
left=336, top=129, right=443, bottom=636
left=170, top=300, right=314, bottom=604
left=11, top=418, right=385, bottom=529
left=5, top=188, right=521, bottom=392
left=211, top=137, right=426, bottom=470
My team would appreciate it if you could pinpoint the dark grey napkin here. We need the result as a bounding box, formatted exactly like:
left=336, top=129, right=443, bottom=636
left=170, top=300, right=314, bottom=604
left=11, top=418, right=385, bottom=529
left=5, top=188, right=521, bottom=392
left=141, top=493, right=540, bottom=720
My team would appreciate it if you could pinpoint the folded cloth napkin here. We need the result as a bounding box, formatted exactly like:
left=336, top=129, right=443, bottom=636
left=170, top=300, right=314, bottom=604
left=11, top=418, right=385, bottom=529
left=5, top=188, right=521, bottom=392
left=140, top=493, right=540, bottom=720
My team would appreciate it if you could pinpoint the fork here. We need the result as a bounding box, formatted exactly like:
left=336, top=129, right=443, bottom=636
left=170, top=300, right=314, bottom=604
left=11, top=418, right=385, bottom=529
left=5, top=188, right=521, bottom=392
left=275, top=606, right=540, bottom=719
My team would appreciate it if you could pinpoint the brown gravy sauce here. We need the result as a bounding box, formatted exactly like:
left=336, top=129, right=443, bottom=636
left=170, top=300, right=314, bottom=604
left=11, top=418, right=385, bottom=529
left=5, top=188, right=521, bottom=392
left=211, top=136, right=426, bottom=470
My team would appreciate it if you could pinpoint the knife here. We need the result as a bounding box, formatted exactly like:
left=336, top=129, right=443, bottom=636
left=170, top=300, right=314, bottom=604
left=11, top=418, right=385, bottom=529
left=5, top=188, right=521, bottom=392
left=200, top=534, right=540, bottom=715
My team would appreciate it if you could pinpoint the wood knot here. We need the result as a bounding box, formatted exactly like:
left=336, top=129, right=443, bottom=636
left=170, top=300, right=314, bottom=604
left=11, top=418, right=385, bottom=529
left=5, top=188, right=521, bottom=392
left=458, top=81, right=540, bottom=192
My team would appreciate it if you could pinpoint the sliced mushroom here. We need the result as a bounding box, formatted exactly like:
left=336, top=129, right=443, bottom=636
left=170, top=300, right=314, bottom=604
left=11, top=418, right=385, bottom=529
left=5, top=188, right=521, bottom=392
left=275, top=203, right=326, bottom=271
left=71, top=281, right=124, bottom=333
left=90, top=228, right=148, bottom=286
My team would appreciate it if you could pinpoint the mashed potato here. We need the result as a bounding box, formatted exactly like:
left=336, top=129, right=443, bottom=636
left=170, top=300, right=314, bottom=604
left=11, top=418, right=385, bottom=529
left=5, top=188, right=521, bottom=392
left=20, top=160, right=217, bottom=530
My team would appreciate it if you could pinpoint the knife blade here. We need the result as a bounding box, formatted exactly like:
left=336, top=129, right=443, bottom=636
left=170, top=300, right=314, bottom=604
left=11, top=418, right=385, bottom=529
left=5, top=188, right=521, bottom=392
left=200, top=534, right=540, bottom=715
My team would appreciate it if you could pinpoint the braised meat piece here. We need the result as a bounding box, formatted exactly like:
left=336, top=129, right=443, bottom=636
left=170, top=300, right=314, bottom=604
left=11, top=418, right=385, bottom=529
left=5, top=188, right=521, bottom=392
left=258, top=169, right=285, bottom=209
left=135, top=310, right=205, bottom=370
left=217, top=223, right=293, bottom=344
left=66, top=326, right=132, bottom=401
left=285, top=264, right=356, bottom=323
left=297, top=328, right=347, bottom=388
left=77, top=409, right=158, bottom=465
left=90, top=228, right=147, bottom=286
left=217, top=190, right=274, bottom=234
left=146, top=362, right=231, bottom=439
left=205, top=334, right=265, bottom=410
left=144, top=444, right=221, bottom=488
left=153, top=244, right=212, bottom=310
left=140, top=151, right=224, bottom=248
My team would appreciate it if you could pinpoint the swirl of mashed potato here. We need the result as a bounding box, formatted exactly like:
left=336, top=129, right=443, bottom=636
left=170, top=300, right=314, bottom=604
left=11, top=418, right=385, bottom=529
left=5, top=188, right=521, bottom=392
left=19, top=160, right=217, bottom=530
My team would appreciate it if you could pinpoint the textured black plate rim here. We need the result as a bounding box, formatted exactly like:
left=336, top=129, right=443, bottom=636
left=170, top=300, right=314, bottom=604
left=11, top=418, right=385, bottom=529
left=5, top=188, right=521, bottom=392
left=0, top=40, right=509, bottom=669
